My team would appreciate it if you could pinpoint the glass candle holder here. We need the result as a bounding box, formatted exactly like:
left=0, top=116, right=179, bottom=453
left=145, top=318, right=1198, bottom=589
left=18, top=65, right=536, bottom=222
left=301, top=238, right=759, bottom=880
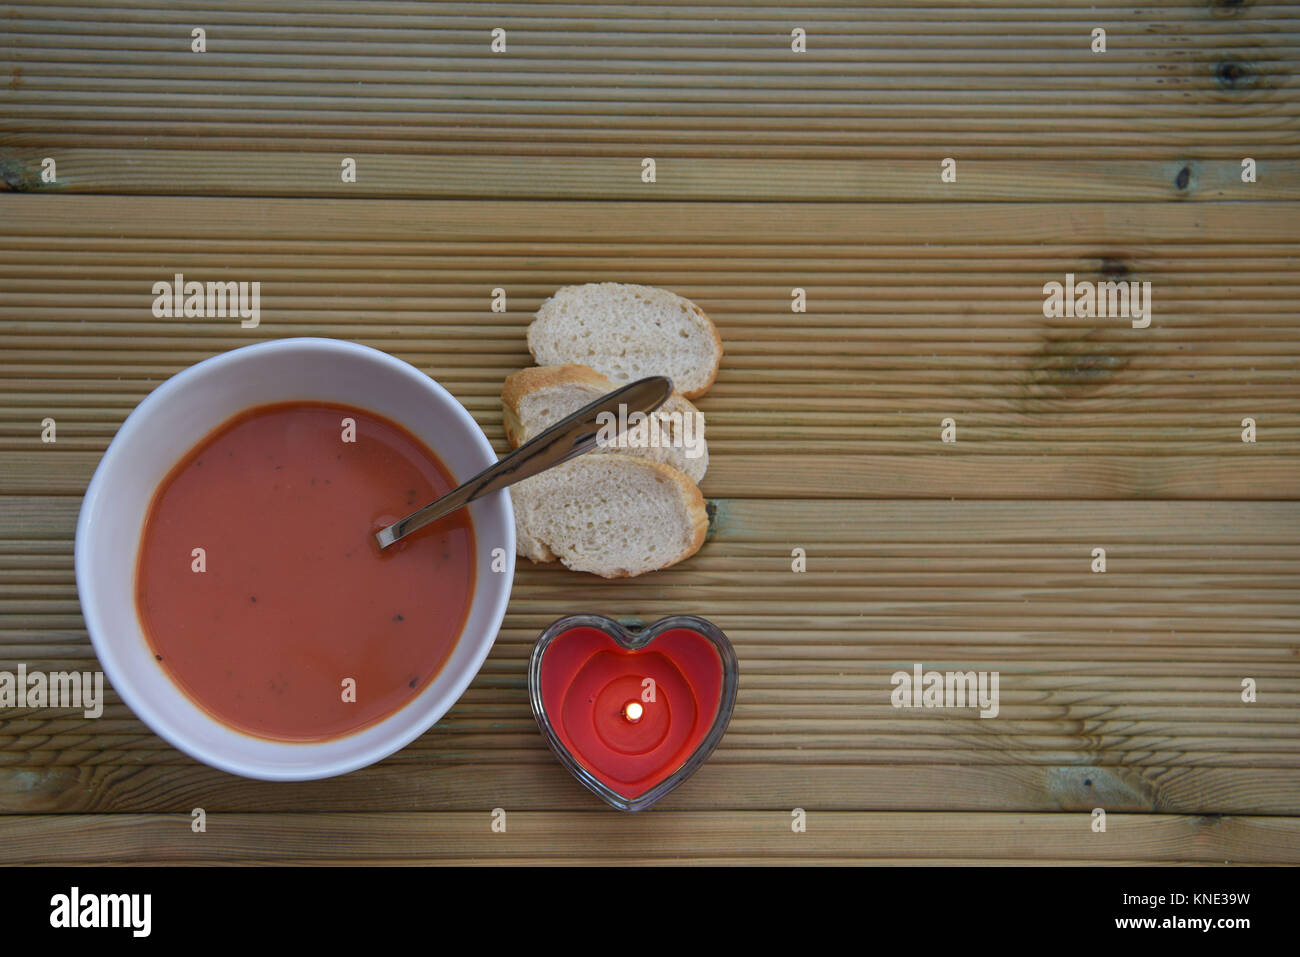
left=529, top=613, right=739, bottom=812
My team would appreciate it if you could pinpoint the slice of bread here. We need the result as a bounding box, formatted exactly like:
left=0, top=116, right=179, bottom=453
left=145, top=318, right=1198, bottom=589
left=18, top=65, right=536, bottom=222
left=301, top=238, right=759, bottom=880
left=510, top=454, right=708, bottom=578
left=528, top=283, right=722, bottom=399
left=502, top=364, right=709, bottom=484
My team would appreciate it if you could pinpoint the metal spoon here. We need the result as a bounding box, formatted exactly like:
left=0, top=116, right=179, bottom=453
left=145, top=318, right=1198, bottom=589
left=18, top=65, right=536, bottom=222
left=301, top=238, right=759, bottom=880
left=374, top=375, right=673, bottom=549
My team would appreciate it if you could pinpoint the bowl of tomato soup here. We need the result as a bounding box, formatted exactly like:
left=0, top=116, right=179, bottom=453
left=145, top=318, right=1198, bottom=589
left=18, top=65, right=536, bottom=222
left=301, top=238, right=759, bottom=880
left=75, top=338, right=514, bottom=780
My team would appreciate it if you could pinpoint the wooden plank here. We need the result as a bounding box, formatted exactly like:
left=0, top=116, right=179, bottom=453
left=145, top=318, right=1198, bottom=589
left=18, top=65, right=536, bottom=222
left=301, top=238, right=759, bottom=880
left=0, top=197, right=1296, bottom=498
left=0, top=0, right=1295, bottom=868
left=6, top=453, right=1300, bottom=499
left=4, top=196, right=1298, bottom=242
left=8, top=494, right=1299, bottom=551
left=5, top=763, right=1300, bottom=816
left=3, top=2, right=1296, bottom=165
left=1, top=811, right=1296, bottom=865
left=2, top=498, right=1294, bottom=793
left=4, top=152, right=1299, bottom=200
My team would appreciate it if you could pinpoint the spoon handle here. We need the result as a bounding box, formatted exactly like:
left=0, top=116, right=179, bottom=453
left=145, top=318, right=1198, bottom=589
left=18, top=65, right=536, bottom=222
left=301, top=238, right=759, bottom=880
left=374, top=375, right=673, bottom=549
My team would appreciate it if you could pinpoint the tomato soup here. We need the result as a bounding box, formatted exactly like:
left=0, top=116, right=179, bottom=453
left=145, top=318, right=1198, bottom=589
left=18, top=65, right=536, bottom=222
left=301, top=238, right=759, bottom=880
left=134, top=401, right=476, bottom=742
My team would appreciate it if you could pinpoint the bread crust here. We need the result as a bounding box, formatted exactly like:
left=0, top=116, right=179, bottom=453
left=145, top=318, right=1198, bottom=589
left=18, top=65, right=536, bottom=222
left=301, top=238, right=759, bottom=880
left=585, top=457, right=708, bottom=578
left=528, top=283, right=722, bottom=399
left=501, top=363, right=610, bottom=414
left=510, top=281, right=719, bottom=576
left=501, top=364, right=609, bottom=447
left=676, top=462, right=710, bottom=565
left=683, top=300, right=723, bottom=399
left=501, top=365, right=709, bottom=484
left=511, top=454, right=708, bottom=578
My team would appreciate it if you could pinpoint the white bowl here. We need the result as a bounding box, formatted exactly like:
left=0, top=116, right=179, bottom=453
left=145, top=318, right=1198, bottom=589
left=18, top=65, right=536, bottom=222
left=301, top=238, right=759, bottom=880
left=74, top=338, right=515, bottom=780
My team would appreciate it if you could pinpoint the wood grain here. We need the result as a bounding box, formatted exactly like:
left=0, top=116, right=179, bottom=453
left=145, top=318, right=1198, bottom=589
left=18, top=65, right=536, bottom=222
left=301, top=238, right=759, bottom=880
left=0, top=0, right=1297, bottom=865
left=3, top=1, right=1297, bottom=167
left=1, top=811, right=1297, bottom=865
left=6, top=152, right=1300, bottom=200
left=2, top=499, right=1296, bottom=807
left=1, top=197, right=1297, bottom=499
left=6, top=763, right=1300, bottom=816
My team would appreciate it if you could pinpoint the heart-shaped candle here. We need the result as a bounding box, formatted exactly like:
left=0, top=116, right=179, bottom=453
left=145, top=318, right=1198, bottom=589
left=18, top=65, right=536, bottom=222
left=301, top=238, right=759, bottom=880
left=529, top=614, right=738, bottom=811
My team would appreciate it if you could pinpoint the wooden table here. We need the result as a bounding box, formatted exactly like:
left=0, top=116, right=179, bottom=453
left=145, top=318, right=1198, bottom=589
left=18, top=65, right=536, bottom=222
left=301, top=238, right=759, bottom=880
left=1, top=1, right=1297, bottom=865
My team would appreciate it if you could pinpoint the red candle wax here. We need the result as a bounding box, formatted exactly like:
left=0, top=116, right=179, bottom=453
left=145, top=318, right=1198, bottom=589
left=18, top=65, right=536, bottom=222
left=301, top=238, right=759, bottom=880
left=539, top=626, right=725, bottom=800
